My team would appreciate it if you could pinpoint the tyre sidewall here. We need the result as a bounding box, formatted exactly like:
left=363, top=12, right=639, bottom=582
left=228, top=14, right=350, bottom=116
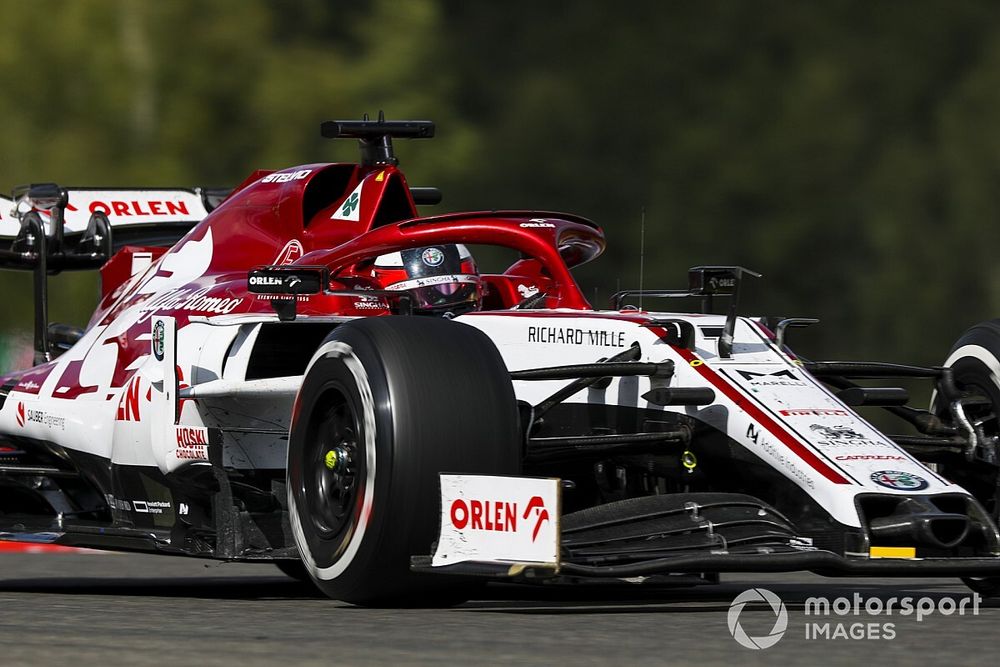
left=938, top=322, right=1000, bottom=411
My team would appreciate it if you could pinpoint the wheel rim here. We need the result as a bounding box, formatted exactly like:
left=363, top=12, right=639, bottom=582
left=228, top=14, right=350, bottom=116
left=304, top=386, right=364, bottom=541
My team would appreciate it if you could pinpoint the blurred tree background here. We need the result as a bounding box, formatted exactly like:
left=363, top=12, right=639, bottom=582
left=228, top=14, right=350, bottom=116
left=1, top=0, right=999, bottom=369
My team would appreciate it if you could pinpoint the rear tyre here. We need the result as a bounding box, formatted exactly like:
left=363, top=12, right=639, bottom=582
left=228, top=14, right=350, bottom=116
left=287, top=316, right=519, bottom=605
left=935, top=320, right=1000, bottom=597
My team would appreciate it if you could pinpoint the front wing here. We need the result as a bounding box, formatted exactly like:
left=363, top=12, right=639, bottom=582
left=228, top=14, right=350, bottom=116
left=412, top=474, right=1000, bottom=581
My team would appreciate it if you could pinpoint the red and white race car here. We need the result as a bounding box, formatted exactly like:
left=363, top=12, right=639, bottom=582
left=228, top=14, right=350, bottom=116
left=1, top=117, right=999, bottom=604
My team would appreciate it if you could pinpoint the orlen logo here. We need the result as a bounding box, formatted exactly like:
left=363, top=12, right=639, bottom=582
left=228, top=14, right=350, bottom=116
left=272, top=239, right=304, bottom=266
left=15, top=402, right=25, bottom=427
left=87, top=200, right=190, bottom=217
left=519, top=220, right=555, bottom=229
left=116, top=376, right=143, bottom=422
left=449, top=495, right=550, bottom=542
left=523, top=496, right=550, bottom=541
left=709, top=276, right=736, bottom=291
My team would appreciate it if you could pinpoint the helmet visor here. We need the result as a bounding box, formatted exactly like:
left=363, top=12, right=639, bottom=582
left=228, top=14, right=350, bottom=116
left=385, top=274, right=481, bottom=312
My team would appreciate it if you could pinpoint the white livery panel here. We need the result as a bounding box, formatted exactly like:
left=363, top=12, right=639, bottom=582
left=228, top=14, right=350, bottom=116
left=432, top=474, right=560, bottom=567
left=460, top=311, right=965, bottom=529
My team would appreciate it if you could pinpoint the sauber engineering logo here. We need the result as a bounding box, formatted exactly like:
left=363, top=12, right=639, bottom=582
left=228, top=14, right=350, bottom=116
left=13, top=403, right=65, bottom=431
left=449, top=494, right=550, bottom=542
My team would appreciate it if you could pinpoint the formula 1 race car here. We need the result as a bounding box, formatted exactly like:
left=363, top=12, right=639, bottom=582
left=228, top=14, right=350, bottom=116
left=2, top=117, right=1000, bottom=605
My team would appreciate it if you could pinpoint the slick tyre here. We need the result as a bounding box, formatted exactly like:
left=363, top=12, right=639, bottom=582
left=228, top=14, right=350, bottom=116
left=937, top=319, right=1000, bottom=425
left=935, top=319, right=1000, bottom=597
left=287, top=316, right=520, bottom=605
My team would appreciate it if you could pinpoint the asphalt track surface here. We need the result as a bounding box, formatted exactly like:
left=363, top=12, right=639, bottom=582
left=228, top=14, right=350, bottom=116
left=0, top=551, right=998, bottom=666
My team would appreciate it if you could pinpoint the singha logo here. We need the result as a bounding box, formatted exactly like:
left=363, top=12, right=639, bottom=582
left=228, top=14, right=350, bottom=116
left=809, top=424, right=865, bottom=440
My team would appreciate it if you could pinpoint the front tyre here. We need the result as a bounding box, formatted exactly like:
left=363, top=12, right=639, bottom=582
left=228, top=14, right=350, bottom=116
left=287, top=316, right=519, bottom=605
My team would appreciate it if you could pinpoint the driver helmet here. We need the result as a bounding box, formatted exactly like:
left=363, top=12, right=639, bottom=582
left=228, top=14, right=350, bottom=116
left=372, top=244, right=482, bottom=315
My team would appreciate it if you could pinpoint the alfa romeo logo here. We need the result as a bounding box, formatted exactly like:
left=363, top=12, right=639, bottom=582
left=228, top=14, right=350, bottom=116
left=728, top=588, right=788, bottom=650
left=421, top=247, right=444, bottom=266
left=152, top=320, right=165, bottom=361
left=870, top=470, right=928, bottom=491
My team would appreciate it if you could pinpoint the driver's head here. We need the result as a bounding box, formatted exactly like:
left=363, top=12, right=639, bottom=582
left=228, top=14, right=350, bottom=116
left=372, top=244, right=481, bottom=315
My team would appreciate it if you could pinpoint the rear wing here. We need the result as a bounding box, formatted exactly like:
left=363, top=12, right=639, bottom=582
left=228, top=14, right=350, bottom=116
left=0, top=184, right=226, bottom=272
left=0, top=183, right=227, bottom=365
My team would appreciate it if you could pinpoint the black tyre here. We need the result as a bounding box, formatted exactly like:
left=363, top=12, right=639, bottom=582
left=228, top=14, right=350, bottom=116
left=935, top=320, right=1000, bottom=597
left=287, top=316, right=520, bottom=605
